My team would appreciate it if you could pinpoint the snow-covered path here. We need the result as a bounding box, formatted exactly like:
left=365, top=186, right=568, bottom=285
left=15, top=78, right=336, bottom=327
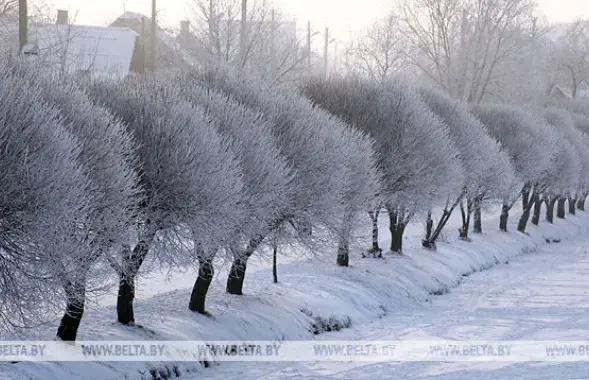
left=206, top=239, right=589, bottom=380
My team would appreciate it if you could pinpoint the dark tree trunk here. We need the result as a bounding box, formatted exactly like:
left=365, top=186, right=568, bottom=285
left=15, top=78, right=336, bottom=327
left=546, top=198, right=557, bottom=223
left=424, top=210, right=434, bottom=242
left=391, top=221, right=405, bottom=253
left=557, top=198, right=566, bottom=219
left=337, top=240, right=349, bottom=266
left=569, top=197, right=576, bottom=215
left=522, top=189, right=530, bottom=212
left=388, top=207, right=398, bottom=252
left=578, top=196, right=587, bottom=211
left=226, top=256, right=248, bottom=295
left=459, top=200, right=472, bottom=240
left=272, top=242, right=278, bottom=283
left=117, top=272, right=137, bottom=325
left=226, top=235, right=266, bottom=295
left=532, top=195, right=542, bottom=225
left=517, top=191, right=535, bottom=233
left=499, top=204, right=510, bottom=232
left=188, top=255, right=215, bottom=315
left=517, top=206, right=531, bottom=233
left=368, top=209, right=381, bottom=256
left=422, top=192, right=464, bottom=249
left=473, top=197, right=482, bottom=234
left=117, top=236, right=151, bottom=325
left=56, top=280, right=86, bottom=341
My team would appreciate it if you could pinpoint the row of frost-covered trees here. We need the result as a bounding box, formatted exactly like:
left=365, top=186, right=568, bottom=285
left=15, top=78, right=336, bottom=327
left=2, top=55, right=589, bottom=342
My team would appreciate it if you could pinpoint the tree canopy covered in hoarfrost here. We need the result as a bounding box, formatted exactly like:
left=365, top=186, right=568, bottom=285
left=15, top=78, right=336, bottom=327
left=16, top=70, right=142, bottom=341
left=303, top=76, right=463, bottom=252
left=540, top=109, right=582, bottom=201
left=86, top=74, right=244, bottom=324
left=418, top=87, right=515, bottom=238
left=169, top=76, right=294, bottom=309
left=0, top=59, right=91, bottom=330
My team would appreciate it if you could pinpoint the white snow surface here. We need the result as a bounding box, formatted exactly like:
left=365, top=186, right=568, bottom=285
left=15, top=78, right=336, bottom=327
left=3, top=208, right=589, bottom=380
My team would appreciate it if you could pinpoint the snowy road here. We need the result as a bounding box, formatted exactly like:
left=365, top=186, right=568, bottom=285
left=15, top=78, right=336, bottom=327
left=205, top=239, right=589, bottom=380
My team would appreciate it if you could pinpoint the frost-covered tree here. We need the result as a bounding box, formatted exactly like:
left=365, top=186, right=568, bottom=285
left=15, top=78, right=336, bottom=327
left=188, top=0, right=305, bottom=82
left=344, top=13, right=408, bottom=83
left=314, top=104, right=380, bottom=264
left=550, top=110, right=589, bottom=215
left=570, top=112, right=589, bottom=210
left=541, top=108, right=582, bottom=220
left=0, top=0, right=16, bottom=17
left=0, top=61, right=91, bottom=331
left=400, top=0, right=537, bottom=103
left=171, top=79, right=292, bottom=313
left=86, top=75, right=244, bottom=324
left=303, top=77, right=388, bottom=254
left=304, top=76, right=463, bottom=253
left=14, top=72, right=142, bottom=341
left=297, top=92, right=380, bottom=264
left=418, top=87, right=514, bottom=241
left=193, top=67, right=373, bottom=289
left=550, top=20, right=589, bottom=99
left=473, top=104, right=557, bottom=231
left=539, top=98, right=589, bottom=211
left=6, top=61, right=139, bottom=339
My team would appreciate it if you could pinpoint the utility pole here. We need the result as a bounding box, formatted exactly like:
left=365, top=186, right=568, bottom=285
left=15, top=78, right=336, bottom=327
left=307, top=21, right=311, bottom=75
left=208, top=0, right=215, bottom=54
left=239, top=0, right=247, bottom=68
left=323, top=26, right=329, bottom=80
left=18, top=0, right=27, bottom=52
left=141, top=16, right=147, bottom=73
left=458, top=8, right=469, bottom=101
left=270, top=8, right=276, bottom=77
left=150, top=0, right=157, bottom=71
left=332, top=39, right=338, bottom=75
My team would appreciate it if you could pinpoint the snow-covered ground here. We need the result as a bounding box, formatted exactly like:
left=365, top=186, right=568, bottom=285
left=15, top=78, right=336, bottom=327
left=2, top=209, right=589, bottom=380
left=209, top=226, right=589, bottom=380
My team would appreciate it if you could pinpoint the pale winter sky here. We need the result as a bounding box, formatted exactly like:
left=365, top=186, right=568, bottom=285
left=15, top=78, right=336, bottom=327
left=37, top=0, right=589, bottom=41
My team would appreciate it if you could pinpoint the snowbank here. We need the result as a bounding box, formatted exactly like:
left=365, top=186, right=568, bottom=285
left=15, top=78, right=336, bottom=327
left=2, top=210, right=589, bottom=380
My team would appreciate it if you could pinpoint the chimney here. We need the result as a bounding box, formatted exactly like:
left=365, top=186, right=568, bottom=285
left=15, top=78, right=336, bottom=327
left=180, top=20, right=190, bottom=36
left=57, top=10, right=68, bottom=25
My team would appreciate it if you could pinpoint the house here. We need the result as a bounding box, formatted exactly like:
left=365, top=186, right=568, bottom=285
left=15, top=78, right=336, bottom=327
left=2, top=10, right=192, bottom=77
left=110, top=11, right=188, bottom=71
left=175, top=20, right=208, bottom=67
left=28, top=10, right=138, bottom=78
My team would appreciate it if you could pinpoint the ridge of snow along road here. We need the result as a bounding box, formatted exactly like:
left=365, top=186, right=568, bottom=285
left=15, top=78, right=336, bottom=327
left=3, top=212, right=589, bottom=380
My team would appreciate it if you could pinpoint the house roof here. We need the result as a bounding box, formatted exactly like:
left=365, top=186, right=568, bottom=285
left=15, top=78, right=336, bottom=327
left=110, top=12, right=189, bottom=70
left=29, top=23, right=138, bottom=78
left=119, top=11, right=145, bottom=21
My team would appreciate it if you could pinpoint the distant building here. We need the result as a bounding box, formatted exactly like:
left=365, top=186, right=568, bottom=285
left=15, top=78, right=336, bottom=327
left=0, top=10, right=191, bottom=78
left=28, top=10, right=138, bottom=78
left=175, top=20, right=208, bottom=67
left=110, top=11, right=188, bottom=72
